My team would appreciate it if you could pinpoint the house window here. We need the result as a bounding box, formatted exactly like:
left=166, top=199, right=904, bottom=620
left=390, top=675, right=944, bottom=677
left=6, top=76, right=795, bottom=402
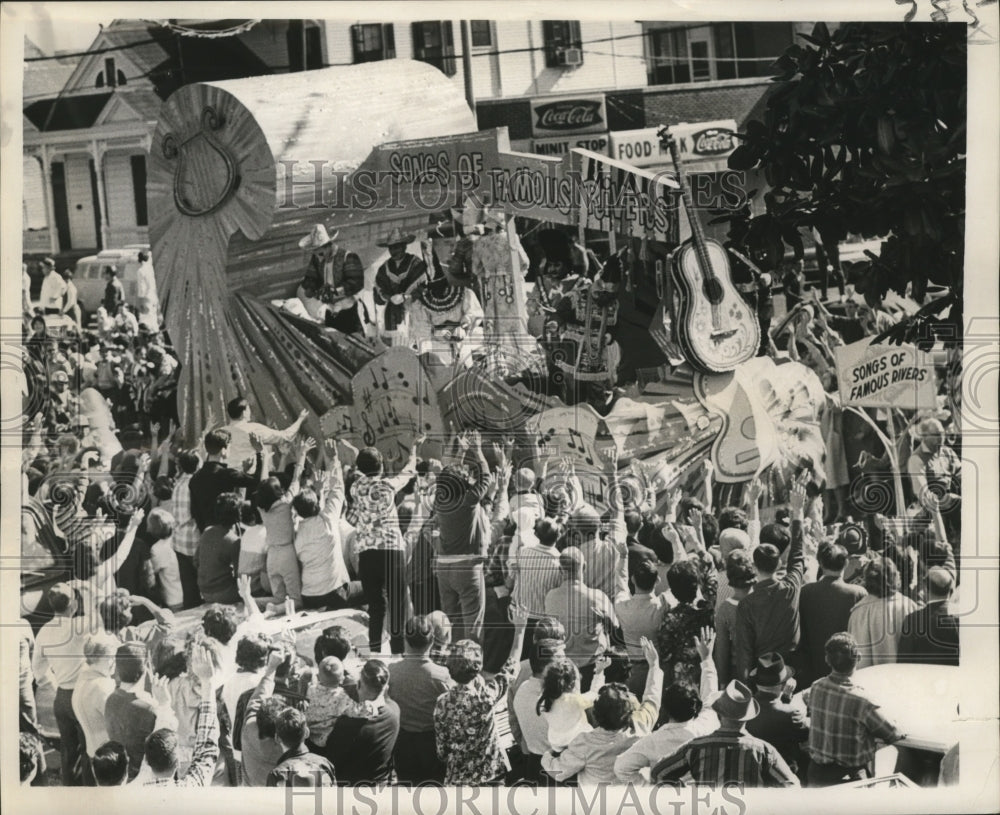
left=412, top=21, right=456, bottom=77
left=470, top=20, right=492, bottom=48
left=542, top=20, right=583, bottom=68
left=287, top=20, right=324, bottom=71
left=351, top=23, right=395, bottom=63
left=95, top=57, right=127, bottom=88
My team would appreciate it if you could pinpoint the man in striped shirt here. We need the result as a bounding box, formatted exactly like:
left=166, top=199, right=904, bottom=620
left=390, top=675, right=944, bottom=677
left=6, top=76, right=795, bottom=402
left=167, top=450, right=202, bottom=609
left=804, top=632, right=905, bottom=786
left=512, top=517, right=564, bottom=644
left=652, top=679, right=799, bottom=788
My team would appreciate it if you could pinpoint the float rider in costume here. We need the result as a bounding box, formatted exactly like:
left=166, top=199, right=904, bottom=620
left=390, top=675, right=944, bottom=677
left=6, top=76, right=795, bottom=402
left=373, top=227, right=428, bottom=346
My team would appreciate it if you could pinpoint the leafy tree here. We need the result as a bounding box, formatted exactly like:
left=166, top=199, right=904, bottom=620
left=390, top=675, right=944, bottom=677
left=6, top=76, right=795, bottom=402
left=724, top=21, right=966, bottom=348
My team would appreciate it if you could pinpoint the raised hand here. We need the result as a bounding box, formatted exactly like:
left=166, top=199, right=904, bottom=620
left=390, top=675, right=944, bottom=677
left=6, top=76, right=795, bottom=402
left=137, top=453, right=152, bottom=473
left=249, top=432, right=264, bottom=453
left=298, top=408, right=310, bottom=420
left=509, top=602, right=530, bottom=629
left=237, top=573, right=253, bottom=601
left=789, top=480, right=807, bottom=517
left=640, top=636, right=660, bottom=667
left=151, top=674, right=172, bottom=708
left=469, top=429, right=482, bottom=450
left=128, top=508, right=146, bottom=529
left=745, top=478, right=764, bottom=507
left=694, top=626, right=716, bottom=661
left=594, top=652, right=613, bottom=674
left=266, top=646, right=285, bottom=673
left=608, top=445, right=620, bottom=472
left=687, top=507, right=703, bottom=531
left=456, top=432, right=471, bottom=452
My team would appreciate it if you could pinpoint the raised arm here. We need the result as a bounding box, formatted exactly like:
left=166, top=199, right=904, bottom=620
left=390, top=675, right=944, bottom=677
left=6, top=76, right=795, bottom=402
left=128, top=594, right=175, bottom=627
left=785, top=479, right=807, bottom=586
left=104, top=507, right=146, bottom=575
left=630, top=637, right=665, bottom=733
left=745, top=477, right=763, bottom=550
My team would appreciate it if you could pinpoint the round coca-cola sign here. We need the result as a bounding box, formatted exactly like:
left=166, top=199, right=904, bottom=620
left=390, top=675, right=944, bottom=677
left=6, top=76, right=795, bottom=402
left=691, top=127, right=735, bottom=156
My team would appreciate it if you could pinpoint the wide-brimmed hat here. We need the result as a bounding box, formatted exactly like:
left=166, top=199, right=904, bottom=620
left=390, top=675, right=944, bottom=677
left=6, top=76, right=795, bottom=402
left=837, top=523, right=867, bottom=556
left=748, top=652, right=795, bottom=687
left=376, top=226, right=415, bottom=248
left=712, top=680, right=760, bottom=721
left=43, top=257, right=56, bottom=268
left=299, top=224, right=338, bottom=250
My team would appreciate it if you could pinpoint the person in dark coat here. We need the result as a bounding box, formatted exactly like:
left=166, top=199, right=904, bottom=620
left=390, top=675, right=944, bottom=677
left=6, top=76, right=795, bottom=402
left=798, top=542, right=867, bottom=686
left=898, top=567, right=959, bottom=666
left=746, top=653, right=811, bottom=781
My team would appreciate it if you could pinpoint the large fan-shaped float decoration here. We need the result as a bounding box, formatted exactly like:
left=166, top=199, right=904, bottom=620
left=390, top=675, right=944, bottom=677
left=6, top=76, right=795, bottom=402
left=148, top=60, right=826, bottom=496
left=148, top=61, right=478, bottom=441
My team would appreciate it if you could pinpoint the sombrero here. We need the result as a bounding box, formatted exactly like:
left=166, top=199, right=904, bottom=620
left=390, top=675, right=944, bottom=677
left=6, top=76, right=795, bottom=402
left=299, top=224, right=338, bottom=250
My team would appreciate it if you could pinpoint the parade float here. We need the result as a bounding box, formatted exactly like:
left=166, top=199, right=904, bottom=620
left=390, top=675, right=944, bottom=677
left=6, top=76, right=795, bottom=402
left=148, top=60, right=827, bottom=505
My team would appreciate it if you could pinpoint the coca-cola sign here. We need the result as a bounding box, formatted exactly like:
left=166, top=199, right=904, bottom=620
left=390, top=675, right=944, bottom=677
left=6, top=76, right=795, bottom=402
left=691, top=127, right=736, bottom=156
left=531, top=95, right=607, bottom=136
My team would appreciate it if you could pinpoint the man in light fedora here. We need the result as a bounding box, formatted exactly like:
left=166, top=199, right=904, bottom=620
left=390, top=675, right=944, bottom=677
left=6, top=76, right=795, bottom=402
left=745, top=652, right=810, bottom=780
left=373, top=226, right=427, bottom=342
left=652, top=678, right=799, bottom=787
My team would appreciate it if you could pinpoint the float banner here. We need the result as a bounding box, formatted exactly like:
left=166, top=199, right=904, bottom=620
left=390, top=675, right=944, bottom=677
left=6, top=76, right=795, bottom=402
left=835, top=338, right=936, bottom=409
left=573, top=148, right=680, bottom=243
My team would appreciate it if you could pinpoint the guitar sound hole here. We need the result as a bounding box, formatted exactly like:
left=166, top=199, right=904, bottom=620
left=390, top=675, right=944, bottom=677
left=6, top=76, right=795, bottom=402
left=703, top=277, right=724, bottom=305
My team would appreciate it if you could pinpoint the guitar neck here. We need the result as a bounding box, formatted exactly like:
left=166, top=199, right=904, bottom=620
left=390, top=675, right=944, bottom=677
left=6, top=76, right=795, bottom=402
left=666, top=136, right=714, bottom=277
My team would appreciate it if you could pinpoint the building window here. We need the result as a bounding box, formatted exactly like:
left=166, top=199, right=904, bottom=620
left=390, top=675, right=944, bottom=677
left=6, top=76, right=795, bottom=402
left=351, top=23, right=395, bottom=63
left=95, top=57, right=126, bottom=88
left=287, top=21, right=324, bottom=71
left=131, top=155, right=148, bottom=227
left=542, top=20, right=583, bottom=68
left=470, top=20, right=493, bottom=48
left=412, top=21, right=456, bottom=77
left=647, top=22, right=793, bottom=85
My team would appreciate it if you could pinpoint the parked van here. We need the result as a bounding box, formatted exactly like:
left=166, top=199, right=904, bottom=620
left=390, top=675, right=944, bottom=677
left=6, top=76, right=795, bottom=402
left=73, top=244, right=149, bottom=316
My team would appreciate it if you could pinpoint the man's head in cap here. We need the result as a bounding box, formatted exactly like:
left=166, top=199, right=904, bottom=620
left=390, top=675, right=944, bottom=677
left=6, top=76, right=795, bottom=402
left=837, top=523, right=867, bottom=556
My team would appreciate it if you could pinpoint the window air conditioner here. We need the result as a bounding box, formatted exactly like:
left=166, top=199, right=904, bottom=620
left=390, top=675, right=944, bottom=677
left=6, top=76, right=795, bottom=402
left=557, top=47, right=584, bottom=67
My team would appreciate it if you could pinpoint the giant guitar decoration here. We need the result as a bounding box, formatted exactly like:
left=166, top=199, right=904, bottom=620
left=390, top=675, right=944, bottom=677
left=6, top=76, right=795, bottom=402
left=659, top=127, right=760, bottom=374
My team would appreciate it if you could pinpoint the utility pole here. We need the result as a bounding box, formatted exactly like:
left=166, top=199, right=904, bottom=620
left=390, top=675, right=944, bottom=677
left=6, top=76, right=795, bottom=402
left=460, top=20, right=475, bottom=113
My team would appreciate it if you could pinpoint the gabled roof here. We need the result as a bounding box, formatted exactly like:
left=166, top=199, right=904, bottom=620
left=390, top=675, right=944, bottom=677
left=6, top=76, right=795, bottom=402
left=23, top=38, right=80, bottom=102
left=23, top=92, right=112, bottom=131
left=94, top=89, right=163, bottom=125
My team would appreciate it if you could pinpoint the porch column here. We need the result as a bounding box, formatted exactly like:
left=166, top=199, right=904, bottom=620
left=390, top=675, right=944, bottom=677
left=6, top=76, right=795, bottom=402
left=37, top=145, right=60, bottom=254
left=90, top=139, right=110, bottom=249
